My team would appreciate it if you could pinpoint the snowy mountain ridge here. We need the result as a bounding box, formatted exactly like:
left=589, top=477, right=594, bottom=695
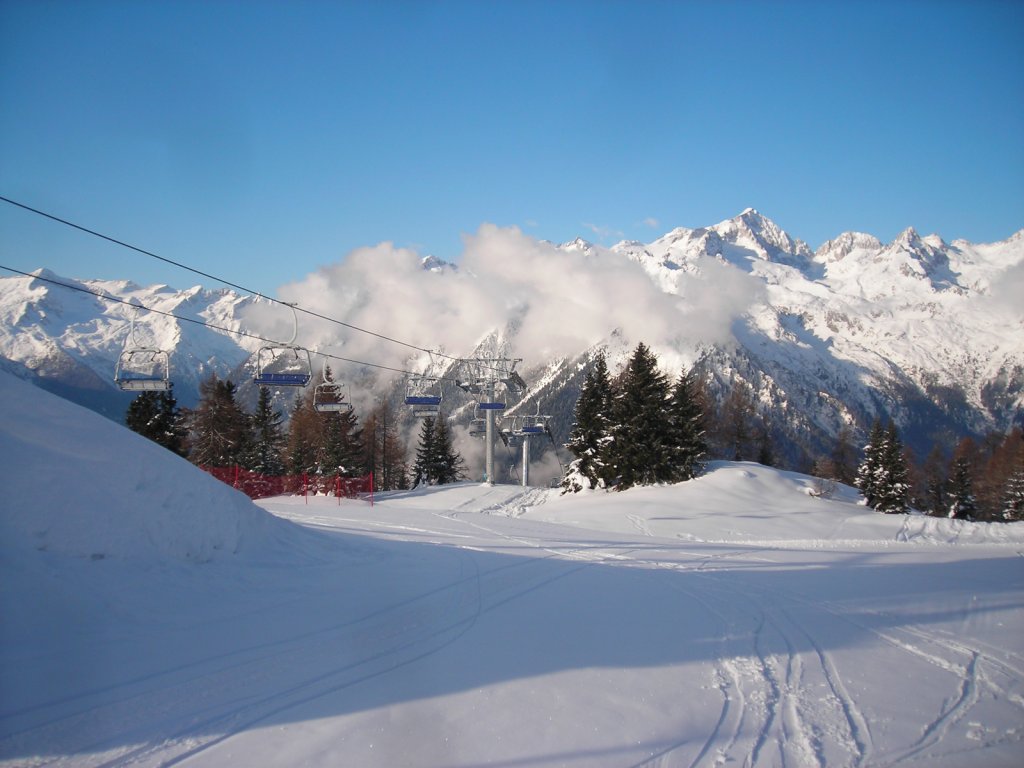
left=1, top=210, right=1022, bottom=464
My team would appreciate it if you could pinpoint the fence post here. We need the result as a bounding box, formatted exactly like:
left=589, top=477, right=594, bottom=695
left=234, top=464, right=240, bottom=489
left=370, top=471, right=374, bottom=507
left=303, top=472, right=308, bottom=504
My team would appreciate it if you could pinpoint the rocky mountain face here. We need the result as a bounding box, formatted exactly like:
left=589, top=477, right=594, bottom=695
left=2, top=210, right=1021, bottom=473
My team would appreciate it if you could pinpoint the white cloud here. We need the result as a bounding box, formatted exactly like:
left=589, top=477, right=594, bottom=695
left=259, top=224, right=757, bottom=398
left=581, top=222, right=624, bottom=242
left=642, top=217, right=660, bottom=229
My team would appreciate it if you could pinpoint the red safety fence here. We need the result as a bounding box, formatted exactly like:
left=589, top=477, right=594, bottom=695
left=201, top=465, right=374, bottom=505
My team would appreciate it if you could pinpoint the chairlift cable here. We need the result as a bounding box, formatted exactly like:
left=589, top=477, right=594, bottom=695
left=0, top=264, right=450, bottom=381
left=0, top=194, right=467, bottom=364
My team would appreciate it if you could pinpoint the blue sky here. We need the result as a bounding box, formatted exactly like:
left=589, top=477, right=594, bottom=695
left=1, top=0, right=1022, bottom=294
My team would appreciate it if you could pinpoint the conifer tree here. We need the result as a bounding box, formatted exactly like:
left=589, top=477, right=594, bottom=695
left=412, top=415, right=465, bottom=486
left=1001, top=466, right=1024, bottom=522
left=855, top=418, right=885, bottom=508
left=948, top=456, right=978, bottom=520
left=612, top=342, right=673, bottom=489
left=246, top=385, right=286, bottom=475
left=666, top=367, right=706, bottom=481
left=126, top=388, right=186, bottom=456
left=873, top=421, right=910, bottom=514
left=187, top=376, right=250, bottom=467
left=431, top=415, right=466, bottom=484
left=322, top=406, right=364, bottom=477
left=412, top=416, right=438, bottom=487
left=562, top=352, right=615, bottom=492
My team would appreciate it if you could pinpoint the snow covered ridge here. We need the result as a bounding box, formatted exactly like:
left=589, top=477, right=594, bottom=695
left=1, top=209, right=1022, bottom=464
left=0, top=369, right=299, bottom=563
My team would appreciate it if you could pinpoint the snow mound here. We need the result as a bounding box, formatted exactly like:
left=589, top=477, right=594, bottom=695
left=0, top=370, right=289, bottom=562
left=540, top=461, right=1024, bottom=545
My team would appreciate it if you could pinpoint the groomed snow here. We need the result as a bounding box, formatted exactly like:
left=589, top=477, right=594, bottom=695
left=1, top=371, right=1022, bottom=767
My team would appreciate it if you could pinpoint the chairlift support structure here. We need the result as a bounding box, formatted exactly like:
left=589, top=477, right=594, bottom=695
left=456, top=356, right=524, bottom=484
left=114, top=311, right=172, bottom=392
left=253, top=302, right=312, bottom=387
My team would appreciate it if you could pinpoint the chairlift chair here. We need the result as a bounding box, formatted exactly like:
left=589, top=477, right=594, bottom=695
left=314, top=362, right=352, bottom=413
left=405, top=375, right=442, bottom=418
left=114, top=312, right=172, bottom=392
left=115, top=348, right=172, bottom=391
left=252, top=303, right=312, bottom=387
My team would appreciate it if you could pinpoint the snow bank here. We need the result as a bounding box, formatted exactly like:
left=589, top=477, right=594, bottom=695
left=540, top=461, right=1024, bottom=545
left=0, top=371, right=288, bottom=562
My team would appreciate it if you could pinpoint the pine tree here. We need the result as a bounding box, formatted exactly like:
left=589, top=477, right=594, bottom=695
left=246, top=385, right=286, bottom=475
left=1001, top=466, right=1024, bottom=522
left=322, top=406, right=364, bottom=477
left=562, top=352, right=615, bottom=492
left=412, top=416, right=438, bottom=486
left=666, top=367, right=706, bottom=481
left=126, top=388, right=186, bottom=456
left=873, top=421, right=910, bottom=514
left=432, top=415, right=466, bottom=484
left=855, top=418, right=885, bottom=508
left=948, top=456, right=978, bottom=520
left=612, top=342, right=673, bottom=489
left=187, top=376, right=250, bottom=467
left=412, top=416, right=463, bottom=486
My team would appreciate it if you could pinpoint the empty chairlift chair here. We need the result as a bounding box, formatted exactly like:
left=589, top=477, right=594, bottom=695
left=314, top=362, right=352, bottom=413
left=114, top=312, right=172, bottom=392
left=252, top=302, right=312, bottom=387
left=405, top=375, right=442, bottom=418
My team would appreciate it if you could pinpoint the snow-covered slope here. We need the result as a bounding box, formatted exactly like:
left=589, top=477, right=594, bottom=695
left=0, top=369, right=299, bottom=562
left=2, top=366, right=1022, bottom=767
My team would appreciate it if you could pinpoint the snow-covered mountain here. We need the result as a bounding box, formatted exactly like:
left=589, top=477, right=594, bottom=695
left=0, top=269, right=260, bottom=418
left=2, top=210, right=1021, bottom=466
left=598, top=209, right=1023, bottom=461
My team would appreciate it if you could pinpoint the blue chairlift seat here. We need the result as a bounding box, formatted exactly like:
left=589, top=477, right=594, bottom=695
left=254, top=371, right=311, bottom=387
left=405, top=395, right=442, bottom=407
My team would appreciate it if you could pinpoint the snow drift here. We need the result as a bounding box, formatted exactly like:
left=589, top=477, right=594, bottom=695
left=0, top=369, right=291, bottom=563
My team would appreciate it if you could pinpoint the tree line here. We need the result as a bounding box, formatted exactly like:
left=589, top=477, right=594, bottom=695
left=125, top=371, right=466, bottom=491
left=560, top=342, right=1023, bottom=522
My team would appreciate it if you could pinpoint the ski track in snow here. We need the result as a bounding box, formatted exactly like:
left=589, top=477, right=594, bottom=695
left=3, top=483, right=1022, bottom=767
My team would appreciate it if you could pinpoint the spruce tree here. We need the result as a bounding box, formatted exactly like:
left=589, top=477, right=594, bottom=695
left=412, top=416, right=438, bottom=487
left=612, top=342, right=673, bottom=489
left=667, top=367, right=706, bottom=481
left=126, top=388, right=186, bottom=456
left=431, top=415, right=466, bottom=484
left=246, top=385, right=286, bottom=475
left=948, top=456, right=978, bottom=520
left=188, top=376, right=250, bottom=467
left=1001, top=466, right=1024, bottom=522
left=873, top=421, right=909, bottom=514
left=322, top=406, right=364, bottom=477
left=855, top=418, right=885, bottom=508
left=562, top=352, right=615, bottom=492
